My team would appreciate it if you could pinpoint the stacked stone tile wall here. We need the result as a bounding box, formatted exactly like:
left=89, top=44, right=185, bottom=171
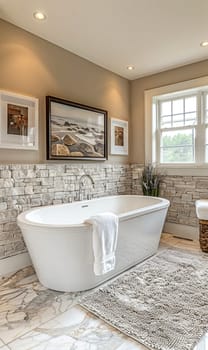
left=131, top=164, right=144, bottom=195
left=159, top=176, right=203, bottom=227
left=131, top=164, right=205, bottom=229
left=0, top=163, right=132, bottom=259
left=1, top=162, right=207, bottom=260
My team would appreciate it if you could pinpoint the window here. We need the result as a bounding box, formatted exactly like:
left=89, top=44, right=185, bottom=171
left=155, top=92, right=200, bottom=164
left=145, top=77, right=208, bottom=172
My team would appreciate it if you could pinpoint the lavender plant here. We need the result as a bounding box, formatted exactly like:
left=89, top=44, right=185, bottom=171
left=141, top=164, right=164, bottom=197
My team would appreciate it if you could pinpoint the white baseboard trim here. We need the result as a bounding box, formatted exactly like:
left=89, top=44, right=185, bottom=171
left=0, top=252, right=32, bottom=276
left=164, top=222, right=199, bottom=241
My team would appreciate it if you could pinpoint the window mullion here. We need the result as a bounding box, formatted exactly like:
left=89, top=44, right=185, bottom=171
left=195, top=92, right=204, bottom=163
left=156, top=102, right=161, bottom=163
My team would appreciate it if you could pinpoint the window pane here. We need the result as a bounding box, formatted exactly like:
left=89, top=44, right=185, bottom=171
left=161, top=101, right=171, bottom=116
left=161, top=146, right=194, bottom=163
left=160, top=116, right=171, bottom=128
left=160, top=129, right=194, bottom=163
left=185, top=96, right=196, bottom=113
left=173, top=99, right=183, bottom=115
left=184, top=112, right=197, bottom=126
left=205, top=95, right=208, bottom=123
left=206, top=128, right=208, bottom=162
left=161, top=129, right=193, bottom=147
left=172, top=114, right=184, bottom=127
left=206, top=110, right=208, bottom=123
left=206, top=145, right=208, bottom=162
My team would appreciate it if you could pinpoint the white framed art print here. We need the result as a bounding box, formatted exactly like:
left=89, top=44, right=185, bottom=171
left=0, top=90, right=38, bottom=150
left=110, top=118, right=128, bottom=155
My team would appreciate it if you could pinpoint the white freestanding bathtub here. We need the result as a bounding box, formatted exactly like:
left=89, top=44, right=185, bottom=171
left=17, top=195, right=169, bottom=292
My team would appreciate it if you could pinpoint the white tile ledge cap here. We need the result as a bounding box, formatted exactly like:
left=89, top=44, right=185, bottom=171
left=195, top=200, right=208, bottom=220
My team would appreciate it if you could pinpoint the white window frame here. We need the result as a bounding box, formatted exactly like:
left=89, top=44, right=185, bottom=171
left=145, top=76, right=208, bottom=176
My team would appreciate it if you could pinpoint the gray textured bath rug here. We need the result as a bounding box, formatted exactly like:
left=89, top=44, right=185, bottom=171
left=80, top=249, right=208, bottom=350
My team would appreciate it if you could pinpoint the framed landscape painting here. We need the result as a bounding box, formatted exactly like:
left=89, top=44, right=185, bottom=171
left=46, top=96, right=108, bottom=160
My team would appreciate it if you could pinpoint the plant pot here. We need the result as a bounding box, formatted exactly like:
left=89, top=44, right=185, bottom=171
left=142, top=185, right=160, bottom=197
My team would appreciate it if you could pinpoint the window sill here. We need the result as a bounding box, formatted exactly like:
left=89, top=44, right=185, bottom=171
left=157, top=164, right=208, bottom=176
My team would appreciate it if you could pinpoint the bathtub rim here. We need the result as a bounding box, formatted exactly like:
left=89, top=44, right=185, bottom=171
left=17, top=195, right=170, bottom=229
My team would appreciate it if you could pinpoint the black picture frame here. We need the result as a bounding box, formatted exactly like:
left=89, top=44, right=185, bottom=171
left=46, top=96, right=108, bottom=161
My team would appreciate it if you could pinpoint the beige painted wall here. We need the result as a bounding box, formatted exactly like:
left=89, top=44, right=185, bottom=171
left=2, top=19, right=208, bottom=165
left=130, top=60, right=208, bottom=163
left=0, top=19, right=130, bottom=163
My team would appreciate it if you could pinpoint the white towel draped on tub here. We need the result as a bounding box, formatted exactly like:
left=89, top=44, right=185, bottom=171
left=85, top=212, right=119, bottom=275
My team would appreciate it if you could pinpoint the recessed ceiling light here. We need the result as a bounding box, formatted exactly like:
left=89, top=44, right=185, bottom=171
left=127, top=65, right=135, bottom=71
left=200, top=41, right=208, bottom=47
left=33, top=11, right=47, bottom=21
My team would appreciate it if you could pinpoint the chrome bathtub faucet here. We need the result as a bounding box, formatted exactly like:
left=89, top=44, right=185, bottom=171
left=78, top=174, right=95, bottom=201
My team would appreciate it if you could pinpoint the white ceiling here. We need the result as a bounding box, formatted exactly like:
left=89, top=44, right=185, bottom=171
left=1, top=0, right=208, bottom=80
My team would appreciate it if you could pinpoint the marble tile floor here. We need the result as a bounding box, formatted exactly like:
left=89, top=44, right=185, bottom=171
left=0, top=233, right=206, bottom=350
